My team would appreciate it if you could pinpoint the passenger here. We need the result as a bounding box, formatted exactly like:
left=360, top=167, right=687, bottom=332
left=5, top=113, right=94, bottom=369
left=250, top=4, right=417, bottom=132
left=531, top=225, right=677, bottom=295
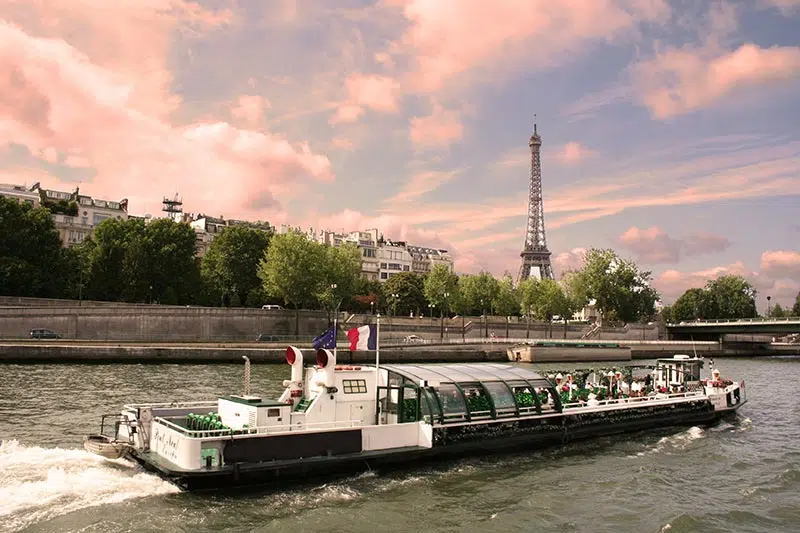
left=631, top=380, right=642, bottom=397
left=616, top=371, right=630, bottom=396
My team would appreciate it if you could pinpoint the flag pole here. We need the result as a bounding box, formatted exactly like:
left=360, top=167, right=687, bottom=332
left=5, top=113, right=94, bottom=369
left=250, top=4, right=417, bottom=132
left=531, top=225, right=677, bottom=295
left=333, top=313, right=338, bottom=360
left=375, top=313, right=381, bottom=374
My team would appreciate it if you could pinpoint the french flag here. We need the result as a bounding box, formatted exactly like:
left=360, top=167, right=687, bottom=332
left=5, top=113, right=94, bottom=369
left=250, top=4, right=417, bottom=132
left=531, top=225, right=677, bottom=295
left=347, top=324, right=377, bottom=351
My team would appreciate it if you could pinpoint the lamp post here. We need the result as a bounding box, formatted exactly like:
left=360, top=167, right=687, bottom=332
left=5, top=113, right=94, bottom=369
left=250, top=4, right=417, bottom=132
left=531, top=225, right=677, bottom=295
left=440, top=292, right=449, bottom=340
left=370, top=300, right=374, bottom=315
left=767, top=295, right=772, bottom=317
left=526, top=306, right=531, bottom=339
left=480, top=298, right=487, bottom=338
left=428, top=303, right=435, bottom=326
left=390, top=292, right=398, bottom=341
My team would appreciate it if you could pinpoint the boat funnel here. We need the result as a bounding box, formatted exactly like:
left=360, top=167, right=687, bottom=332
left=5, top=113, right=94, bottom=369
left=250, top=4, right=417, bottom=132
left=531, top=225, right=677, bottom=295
left=316, top=348, right=336, bottom=387
left=286, top=346, right=304, bottom=384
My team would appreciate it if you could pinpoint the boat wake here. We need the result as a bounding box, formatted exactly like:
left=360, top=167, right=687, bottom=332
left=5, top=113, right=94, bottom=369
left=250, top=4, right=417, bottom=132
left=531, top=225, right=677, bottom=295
left=0, top=439, right=179, bottom=533
left=628, top=426, right=706, bottom=458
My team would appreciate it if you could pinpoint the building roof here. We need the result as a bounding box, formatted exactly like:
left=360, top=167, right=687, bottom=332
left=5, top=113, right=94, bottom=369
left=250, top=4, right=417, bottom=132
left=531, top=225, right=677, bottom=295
left=381, top=363, right=549, bottom=387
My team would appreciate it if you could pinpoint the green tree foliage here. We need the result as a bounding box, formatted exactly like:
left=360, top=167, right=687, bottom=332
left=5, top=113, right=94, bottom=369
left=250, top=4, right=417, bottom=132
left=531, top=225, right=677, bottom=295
left=768, top=303, right=786, bottom=318
left=0, top=197, right=64, bottom=297
left=671, top=288, right=710, bottom=322
left=85, top=218, right=146, bottom=301
left=85, top=218, right=199, bottom=304
left=201, top=225, right=273, bottom=307
left=317, top=243, right=362, bottom=315
left=575, top=248, right=659, bottom=324
left=458, top=272, right=499, bottom=315
left=381, top=272, right=426, bottom=316
left=704, top=275, right=757, bottom=319
left=424, top=264, right=459, bottom=315
left=492, top=275, right=520, bottom=317
left=794, top=292, right=800, bottom=316
left=351, top=277, right=382, bottom=312
left=258, top=231, right=325, bottom=310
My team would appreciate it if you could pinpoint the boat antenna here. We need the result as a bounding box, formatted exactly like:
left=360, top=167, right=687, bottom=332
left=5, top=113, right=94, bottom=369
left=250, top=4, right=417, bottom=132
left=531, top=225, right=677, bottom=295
left=690, top=335, right=697, bottom=359
left=242, top=356, right=251, bottom=396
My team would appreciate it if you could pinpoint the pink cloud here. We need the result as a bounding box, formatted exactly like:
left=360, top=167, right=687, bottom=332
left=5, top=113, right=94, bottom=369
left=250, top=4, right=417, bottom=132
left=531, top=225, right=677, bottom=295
left=330, top=74, right=401, bottom=124
left=633, top=43, right=800, bottom=119
left=760, top=250, right=800, bottom=280
left=231, top=95, right=269, bottom=126
left=765, top=0, right=800, bottom=15
left=552, top=247, right=587, bottom=277
left=391, top=0, right=670, bottom=93
left=388, top=169, right=460, bottom=203
left=555, top=142, right=595, bottom=164
left=618, top=226, right=730, bottom=264
left=409, top=103, right=463, bottom=149
left=0, top=19, right=333, bottom=219
left=331, top=137, right=355, bottom=150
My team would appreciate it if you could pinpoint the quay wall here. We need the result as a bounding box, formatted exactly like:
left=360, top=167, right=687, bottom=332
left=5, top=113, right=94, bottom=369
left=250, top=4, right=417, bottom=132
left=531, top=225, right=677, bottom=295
left=0, top=302, right=662, bottom=342
left=1, top=340, right=795, bottom=364
left=0, top=306, right=331, bottom=341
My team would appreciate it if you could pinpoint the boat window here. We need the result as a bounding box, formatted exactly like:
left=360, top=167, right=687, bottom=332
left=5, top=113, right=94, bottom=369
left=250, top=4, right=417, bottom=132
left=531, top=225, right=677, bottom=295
left=460, top=383, right=492, bottom=417
left=342, top=379, right=368, bottom=394
left=510, top=384, right=536, bottom=408
left=482, top=381, right=516, bottom=410
left=432, top=384, right=467, bottom=417
left=421, top=388, right=438, bottom=423
left=401, top=387, right=419, bottom=422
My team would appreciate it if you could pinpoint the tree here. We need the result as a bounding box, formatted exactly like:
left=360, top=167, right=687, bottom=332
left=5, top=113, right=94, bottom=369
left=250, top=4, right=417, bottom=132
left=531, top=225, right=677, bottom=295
left=492, top=275, right=520, bottom=338
left=459, top=272, right=499, bottom=315
left=258, top=231, right=325, bottom=311
left=317, top=243, right=362, bottom=324
left=201, top=225, right=273, bottom=307
left=671, top=288, right=710, bottom=322
left=85, top=218, right=146, bottom=301
left=381, top=272, right=426, bottom=316
left=768, top=303, right=786, bottom=318
left=0, top=197, right=65, bottom=298
left=793, top=291, right=800, bottom=316
left=704, top=275, right=757, bottom=319
left=119, top=218, right=200, bottom=304
left=576, top=248, right=659, bottom=324
left=424, top=264, right=459, bottom=313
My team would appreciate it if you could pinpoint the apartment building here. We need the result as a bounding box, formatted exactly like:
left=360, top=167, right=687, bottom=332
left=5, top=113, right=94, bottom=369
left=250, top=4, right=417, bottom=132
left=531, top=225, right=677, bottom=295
left=189, top=215, right=273, bottom=257
left=0, top=183, right=40, bottom=207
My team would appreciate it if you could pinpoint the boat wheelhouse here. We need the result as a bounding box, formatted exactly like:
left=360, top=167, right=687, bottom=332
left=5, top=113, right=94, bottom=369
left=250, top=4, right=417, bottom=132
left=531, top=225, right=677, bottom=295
left=84, top=349, right=746, bottom=490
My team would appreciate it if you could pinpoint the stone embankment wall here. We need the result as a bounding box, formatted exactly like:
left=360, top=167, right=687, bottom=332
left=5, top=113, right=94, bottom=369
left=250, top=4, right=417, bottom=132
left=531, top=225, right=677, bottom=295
left=0, top=298, right=664, bottom=342
left=0, top=306, right=330, bottom=341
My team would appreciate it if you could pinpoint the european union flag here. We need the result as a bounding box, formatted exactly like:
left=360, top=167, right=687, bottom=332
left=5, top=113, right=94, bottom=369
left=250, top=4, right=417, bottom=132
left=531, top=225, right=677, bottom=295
left=312, top=327, right=336, bottom=350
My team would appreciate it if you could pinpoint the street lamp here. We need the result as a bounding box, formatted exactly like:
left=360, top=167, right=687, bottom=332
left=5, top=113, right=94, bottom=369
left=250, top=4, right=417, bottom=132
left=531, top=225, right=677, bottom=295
left=390, top=292, right=398, bottom=341
left=767, top=295, right=772, bottom=316
left=428, top=303, right=435, bottom=326
left=331, top=283, right=340, bottom=356
left=480, top=298, right=487, bottom=338
left=440, top=292, right=450, bottom=340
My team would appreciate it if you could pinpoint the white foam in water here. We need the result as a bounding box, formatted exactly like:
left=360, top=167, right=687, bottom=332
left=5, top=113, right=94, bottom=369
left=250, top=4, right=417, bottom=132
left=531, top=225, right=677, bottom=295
left=0, top=440, right=179, bottom=532
left=628, top=426, right=706, bottom=458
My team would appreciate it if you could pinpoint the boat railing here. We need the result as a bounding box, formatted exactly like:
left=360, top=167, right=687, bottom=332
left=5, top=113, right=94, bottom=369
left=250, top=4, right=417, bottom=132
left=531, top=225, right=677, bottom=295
left=561, top=390, right=706, bottom=411
left=152, top=416, right=363, bottom=439
left=124, top=401, right=218, bottom=411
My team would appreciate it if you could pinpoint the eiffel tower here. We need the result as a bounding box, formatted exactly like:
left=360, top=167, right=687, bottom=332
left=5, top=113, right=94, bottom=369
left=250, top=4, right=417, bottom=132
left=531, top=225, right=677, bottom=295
left=518, top=119, right=554, bottom=282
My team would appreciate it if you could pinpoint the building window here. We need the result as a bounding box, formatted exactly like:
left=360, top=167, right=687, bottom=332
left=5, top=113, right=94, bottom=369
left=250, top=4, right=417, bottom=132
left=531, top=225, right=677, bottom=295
left=342, top=379, right=367, bottom=394
left=403, top=265, right=410, bottom=271
left=380, top=263, right=387, bottom=269
left=388, top=263, right=401, bottom=270
left=380, top=272, right=387, bottom=279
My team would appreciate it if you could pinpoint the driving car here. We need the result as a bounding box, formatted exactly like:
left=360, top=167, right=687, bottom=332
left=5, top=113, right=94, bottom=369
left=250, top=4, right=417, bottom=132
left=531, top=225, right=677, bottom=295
left=403, top=334, right=425, bottom=344
left=30, top=328, right=62, bottom=339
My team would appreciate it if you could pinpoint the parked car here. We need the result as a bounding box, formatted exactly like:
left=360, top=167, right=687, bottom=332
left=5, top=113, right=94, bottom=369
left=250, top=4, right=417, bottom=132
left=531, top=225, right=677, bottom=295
left=261, top=305, right=283, bottom=310
left=256, top=334, right=279, bottom=342
left=403, top=334, right=425, bottom=344
left=30, top=328, right=61, bottom=339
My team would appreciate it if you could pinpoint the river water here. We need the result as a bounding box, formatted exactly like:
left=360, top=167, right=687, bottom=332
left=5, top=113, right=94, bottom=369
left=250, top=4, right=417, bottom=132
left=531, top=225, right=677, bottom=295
left=0, top=357, right=797, bottom=533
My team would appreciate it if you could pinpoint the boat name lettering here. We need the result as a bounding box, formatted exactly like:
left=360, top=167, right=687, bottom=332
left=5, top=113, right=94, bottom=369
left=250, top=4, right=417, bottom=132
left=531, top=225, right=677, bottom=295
left=153, top=426, right=180, bottom=460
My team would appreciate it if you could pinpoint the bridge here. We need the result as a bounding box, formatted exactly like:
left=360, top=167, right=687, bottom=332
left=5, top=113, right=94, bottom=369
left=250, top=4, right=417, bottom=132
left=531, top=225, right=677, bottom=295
left=666, top=317, right=800, bottom=340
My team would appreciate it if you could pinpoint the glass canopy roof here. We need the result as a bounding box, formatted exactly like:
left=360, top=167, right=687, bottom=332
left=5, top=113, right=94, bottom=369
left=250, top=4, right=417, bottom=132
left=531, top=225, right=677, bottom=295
left=381, top=363, right=551, bottom=388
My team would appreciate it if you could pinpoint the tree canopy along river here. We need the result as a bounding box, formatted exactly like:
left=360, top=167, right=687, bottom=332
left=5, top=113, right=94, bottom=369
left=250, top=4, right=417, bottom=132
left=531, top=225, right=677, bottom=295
left=1, top=358, right=797, bottom=533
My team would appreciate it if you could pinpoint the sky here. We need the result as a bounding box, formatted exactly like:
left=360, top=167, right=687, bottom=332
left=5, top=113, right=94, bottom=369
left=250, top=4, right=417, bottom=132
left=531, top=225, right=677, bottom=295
left=0, top=0, right=799, bottom=309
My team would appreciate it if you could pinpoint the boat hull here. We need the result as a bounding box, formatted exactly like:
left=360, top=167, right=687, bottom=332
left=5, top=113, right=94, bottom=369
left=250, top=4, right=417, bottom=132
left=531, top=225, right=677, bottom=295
left=128, top=399, right=736, bottom=491
left=84, top=434, right=127, bottom=459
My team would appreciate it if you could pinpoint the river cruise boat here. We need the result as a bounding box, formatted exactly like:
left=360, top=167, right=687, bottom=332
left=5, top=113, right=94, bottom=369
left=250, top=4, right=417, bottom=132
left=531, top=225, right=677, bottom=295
left=85, top=348, right=746, bottom=490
